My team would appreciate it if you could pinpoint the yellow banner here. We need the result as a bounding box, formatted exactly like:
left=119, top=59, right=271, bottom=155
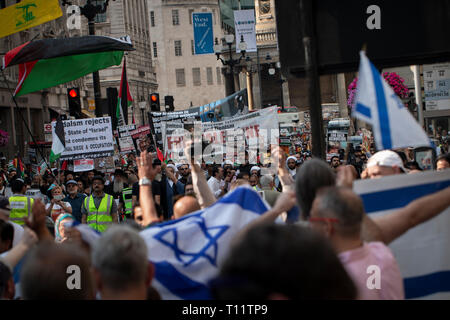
left=0, top=0, right=63, bottom=39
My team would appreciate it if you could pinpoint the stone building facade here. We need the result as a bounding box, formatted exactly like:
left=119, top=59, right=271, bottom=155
left=148, top=0, right=226, bottom=110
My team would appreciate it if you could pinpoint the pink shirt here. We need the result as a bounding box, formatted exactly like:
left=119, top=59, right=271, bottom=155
left=338, top=242, right=404, bottom=300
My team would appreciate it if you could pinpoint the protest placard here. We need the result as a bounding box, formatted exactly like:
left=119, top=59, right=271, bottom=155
left=73, top=159, right=94, bottom=172
left=161, top=107, right=279, bottom=162
left=354, top=170, right=450, bottom=299
left=56, top=117, right=114, bottom=160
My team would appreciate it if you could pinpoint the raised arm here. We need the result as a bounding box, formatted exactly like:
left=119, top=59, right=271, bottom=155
left=372, top=186, right=450, bottom=244
left=271, top=146, right=294, bottom=192
left=184, top=140, right=216, bottom=208
left=1, top=227, right=38, bottom=271
left=136, top=151, right=161, bottom=226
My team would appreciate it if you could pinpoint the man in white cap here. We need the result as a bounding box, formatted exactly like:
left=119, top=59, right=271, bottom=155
left=250, top=166, right=261, bottom=177
left=286, top=156, right=297, bottom=178
left=364, top=150, right=406, bottom=179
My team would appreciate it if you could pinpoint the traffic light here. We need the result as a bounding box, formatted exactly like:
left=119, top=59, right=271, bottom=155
left=67, top=87, right=81, bottom=118
left=164, top=95, right=174, bottom=112
left=150, top=93, right=160, bottom=111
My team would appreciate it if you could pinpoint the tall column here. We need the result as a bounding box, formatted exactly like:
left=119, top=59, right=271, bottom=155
left=337, top=73, right=349, bottom=118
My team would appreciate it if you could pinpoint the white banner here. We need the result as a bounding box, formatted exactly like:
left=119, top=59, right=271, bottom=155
left=162, top=107, right=279, bottom=162
left=73, top=159, right=94, bottom=172
left=354, top=170, right=450, bottom=299
left=57, top=117, right=114, bottom=160
left=234, top=10, right=257, bottom=53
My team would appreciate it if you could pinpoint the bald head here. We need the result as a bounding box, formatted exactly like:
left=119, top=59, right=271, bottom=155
left=173, top=196, right=201, bottom=219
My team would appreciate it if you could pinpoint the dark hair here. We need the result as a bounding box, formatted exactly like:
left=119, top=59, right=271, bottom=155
left=330, top=155, right=340, bottom=163
left=21, top=242, right=94, bottom=300
left=210, top=224, right=356, bottom=299
left=0, top=220, right=14, bottom=253
left=393, top=150, right=407, bottom=166
left=212, top=166, right=221, bottom=178
left=237, top=172, right=249, bottom=179
left=0, top=260, right=13, bottom=298
left=406, top=161, right=422, bottom=171
left=436, top=153, right=450, bottom=165
left=295, top=159, right=336, bottom=219
left=11, top=179, right=25, bottom=193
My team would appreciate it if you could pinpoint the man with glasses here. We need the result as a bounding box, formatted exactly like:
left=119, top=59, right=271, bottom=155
left=177, top=164, right=191, bottom=186
left=63, top=180, right=86, bottom=223
left=308, top=186, right=404, bottom=300
left=81, top=176, right=118, bottom=232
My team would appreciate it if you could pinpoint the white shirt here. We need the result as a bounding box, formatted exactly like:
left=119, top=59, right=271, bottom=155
left=207, top=176, right=224, bottom=198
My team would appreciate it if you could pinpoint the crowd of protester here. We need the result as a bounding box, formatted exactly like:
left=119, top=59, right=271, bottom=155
left=0, top=141, right=449, bottom=300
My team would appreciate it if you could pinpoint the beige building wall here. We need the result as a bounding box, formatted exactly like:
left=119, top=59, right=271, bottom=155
left=148, top=0, right=226, bottom=110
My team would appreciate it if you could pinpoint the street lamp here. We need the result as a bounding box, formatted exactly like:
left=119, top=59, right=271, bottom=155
left=63, top=0, right=114, bottom=117
left=214, top=34, right=247, bottom=96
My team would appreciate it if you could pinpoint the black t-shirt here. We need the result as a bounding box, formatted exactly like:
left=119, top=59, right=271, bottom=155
left=132, top=180, right=161, bottom=203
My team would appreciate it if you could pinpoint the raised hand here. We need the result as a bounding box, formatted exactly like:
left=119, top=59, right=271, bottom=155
left=136, top=150, right=158, bottom=181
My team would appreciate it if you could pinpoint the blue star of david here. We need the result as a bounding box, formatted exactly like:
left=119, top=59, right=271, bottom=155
left=153, top=215, right=229, bottom=267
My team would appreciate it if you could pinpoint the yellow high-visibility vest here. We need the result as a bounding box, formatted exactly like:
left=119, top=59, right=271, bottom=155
left=84, top=194, right=113, bottom=233
left=9, top=195, right=34, bottom=226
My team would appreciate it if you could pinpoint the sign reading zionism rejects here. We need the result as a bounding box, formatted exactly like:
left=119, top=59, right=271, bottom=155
left=53, top=117, right=115, bottom=160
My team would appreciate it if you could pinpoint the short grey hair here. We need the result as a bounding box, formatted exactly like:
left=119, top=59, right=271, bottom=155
left=259, top=175, right=274, bottom=188
left=315, top=187, right=364, bottom=237
left=92, top=225, right=148, bottom=291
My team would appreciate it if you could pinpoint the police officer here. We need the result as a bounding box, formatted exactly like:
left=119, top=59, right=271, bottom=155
left=81, top=175, right=118, bottom=232
left=9, top=178, right=34, bottom=226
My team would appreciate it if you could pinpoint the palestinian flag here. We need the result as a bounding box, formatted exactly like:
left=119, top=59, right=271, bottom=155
left=13, top=157, right=24, bottom=178
left=1, top=35, right=134, bottom=97
left=50, top=116, right=65, bottom=163
left=116, top=58, right=133, bottom=125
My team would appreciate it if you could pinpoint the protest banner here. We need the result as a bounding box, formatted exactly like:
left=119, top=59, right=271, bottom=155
left=354, top=170, right=450, bottom=299
left=161, top=107, right=279, bottom=163
left=73, top=159, right=94, bottom=172
left=56, top=117, right=114, bottom=160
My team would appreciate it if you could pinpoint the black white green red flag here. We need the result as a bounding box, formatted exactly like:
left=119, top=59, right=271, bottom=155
left=1, top=35, right=134, bottom=97
left=49, top=116, right=65, bottom=163
left=116, top=57, right=133, bottom=125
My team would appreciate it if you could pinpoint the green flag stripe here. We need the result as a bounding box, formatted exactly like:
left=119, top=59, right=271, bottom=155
left=16, top=51, right=125, bottom=97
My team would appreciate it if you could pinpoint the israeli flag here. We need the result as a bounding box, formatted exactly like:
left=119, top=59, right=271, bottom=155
left=354, top=170, right=450, bottom=299
left=140, top=186, right=270, bottom=300
left=352, top=51, right=431, bottom=150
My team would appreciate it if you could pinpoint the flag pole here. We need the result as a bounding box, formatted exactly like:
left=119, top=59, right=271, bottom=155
left=0, top=69, right=56, bottom=181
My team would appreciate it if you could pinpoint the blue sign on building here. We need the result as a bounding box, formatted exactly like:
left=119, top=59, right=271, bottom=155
left=193, top=12, right=214, bottom=55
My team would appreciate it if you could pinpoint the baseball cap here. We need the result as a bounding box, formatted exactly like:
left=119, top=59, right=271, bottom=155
left=367, top=150, right=406, bottom=172
left=0, top=196, right=10, bottom=211
left=66, top=180, right=78, bottom=186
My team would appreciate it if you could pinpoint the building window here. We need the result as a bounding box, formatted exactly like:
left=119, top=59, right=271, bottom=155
left=150, top=11, right=155, bottom=27
left=176, top=69, right=186, bottom=87
left=193, top=68, right=201, bottom=86
left=93, top=1, right=107, bottom=23
left=172, top=9, right=179, bottom=25
left=191, top=40, right=195, bottom=55
left=189, top=9, right=194, bottom=24
left=216, top=67, right=222, bottom=85
left=153, top=42, right=158, bottom=58
left=207, top=67, right=213, bottom=85
left=174, top=40, right=182, bottom=56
